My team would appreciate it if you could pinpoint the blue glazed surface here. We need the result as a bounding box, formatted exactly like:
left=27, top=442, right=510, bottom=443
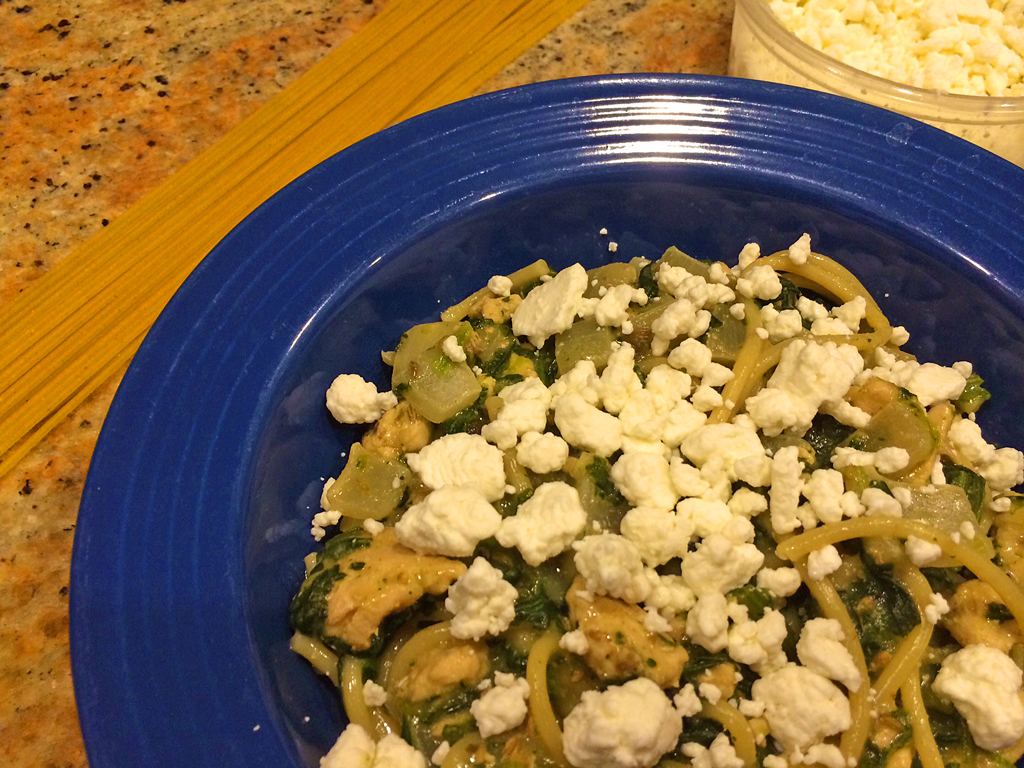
left=71, top=74, right=1024, bottom=767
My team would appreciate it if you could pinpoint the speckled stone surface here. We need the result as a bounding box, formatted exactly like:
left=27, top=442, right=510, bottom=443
left=0, top=0, right=733, bottom=764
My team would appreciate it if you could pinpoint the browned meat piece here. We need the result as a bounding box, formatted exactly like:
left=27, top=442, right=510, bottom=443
left=566, top=578, right=688, bottom=688
left=361, top=401, right=433, bottom=459
left=324, top=529, right=466, bottom=650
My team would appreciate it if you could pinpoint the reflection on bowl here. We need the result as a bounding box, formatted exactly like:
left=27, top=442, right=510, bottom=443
left=71, top=75, right=1024, bottom=768
left=729, top=0, right=1024, bottom=167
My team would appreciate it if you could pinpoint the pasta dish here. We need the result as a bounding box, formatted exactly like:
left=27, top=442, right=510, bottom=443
left=288, top=234, right=1024, bottom=768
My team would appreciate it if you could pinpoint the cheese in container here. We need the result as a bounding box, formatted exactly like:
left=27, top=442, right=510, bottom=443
left=729, top=0, right=1024, bottom=167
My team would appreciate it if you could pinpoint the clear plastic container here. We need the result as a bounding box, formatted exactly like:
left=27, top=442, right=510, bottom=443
left=729, top=0, right=1024, bottom=167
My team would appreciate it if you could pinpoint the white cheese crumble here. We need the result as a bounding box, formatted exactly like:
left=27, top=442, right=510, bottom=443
left=406, top=433, right=507, bottom=502
left=441, top=335, right=466, bottom=363
left=326, top=374, right=398, bottom=424
left=562, top=678, right=683, bottom=768
left=363, top=680, right=388, bottom=708
left=445, top=557, right=518, bottom=640
left=573, top=533, right=652, bottom=604
left=320, top=724, right=426, bottom=768
left=932, top=644, right=1024, bottom=750
left=559, top=629, right=590, bottom=655
left=471, top=673, right=530, bottom=738
left=512, top=263, right=589, bottom=347
left=752, top=665, right=852, bottom=752
left=806, top=545, right=843, bottom=581
left=767, top=0, right=1024, bottom=98
left=487, top=274, right=512, bottom=297
left=496, top=481, right=588, bottom=566
left=394, top=486, right=501, bottom=558
left=796, top=618, right=862, bottom=691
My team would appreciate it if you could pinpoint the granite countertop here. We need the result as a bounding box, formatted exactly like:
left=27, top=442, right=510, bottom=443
left=0, top=0, right=733, bottom=763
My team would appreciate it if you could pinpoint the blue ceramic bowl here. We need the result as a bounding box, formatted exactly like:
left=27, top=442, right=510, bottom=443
left=71, top=74, right=1024, bottom=767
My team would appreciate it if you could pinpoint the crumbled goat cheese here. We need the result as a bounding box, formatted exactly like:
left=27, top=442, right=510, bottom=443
left=549, top=359, right=603, bottom=407
left=949, top=417, right=1024, bottom=491
left=645, top=572, right=697, bottom=616
left=831, top=446, right=909, bottom=475
left=687, top=592, right=731, bottom=652
left=737, top=264, right=783, bottom=301
left=363, top=518, right=385, bottom=536
left=363, top=680, right=388, bottom=708
left=874, top=360, right=967, bottom=407
left=442, top=335, right=466, bottom=362
left=752, top=665, right=852, bottom=751
left=933, top=644, right=1024, bottom=751
left=496, top=481, right=588, bottom=566
left=796, top=618, right=862, bottom=691
left=574, top=533, right=652, bottom=603
left=669, top=338, right=714, bottom=377
left=905, top=535, right=943, bottom=566
left=611, top=451, right=680, bottom=511
left=769, top=446, right=804, bottom=534
left=594, top=284, right=649, bottom=329
left=562, top=678, right=683, bottom=768
left=802, top=468, right=865, bottom=524
left=487, top=274, right=512, bottom=297
left=326, top=374, right=398, bottom=424
left=407, top=433, right=507, bottom=502
left=674, top=683, right=703, bottom=717
left=922, top=591, right=950, bottom=625
left=692, top=384, right=725, bottom=413
left=560, top=629, right=590, bottom=655
left=320, top=725, right=426, bottom=768
left=651, top=299, right=712, bottom=356
left=797, top=296, right=829, bottom=322
left=471, top=673, right=530, bottom=739
left=430, top=741, right=451, bottom=767
left=395, top=486, right=502, bottom=557
left=768, top=0, right=1024, bottom=98
left=555, top=391, right=623, bottom=457
left=806, top=545, right=843, bottom=581
left=601, top=343, right=644, bottom=414
left=757, top=567, right=802, bottom=597
left=676, top=497, right=733, bottom=539
left=699, top=682, right=723, bottom=705
left=745, top=340, right=864, bottom=436
left=761, top=306, right=805, bottom=342
left=445, top=557, right=518, bottom=640
left=788, top=233, right=811, bottom=265
left=683, top=733, right=746, bottom=768
left=861, top=487, right=903, bottom=518
left=804, top=744, right=846, bottom=768
left=728, top=608, right=789, bottom=673
left=511, top=263, right=589, bottom=347
left=515, top=430, right=569, bottom=474
left=681, top=423, right=770, bottom=487
left=682, top=533, right=764, bottom=597
left=728, top=487, right=769, bottom=518
left=621, top=505, right=694, bottom=566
